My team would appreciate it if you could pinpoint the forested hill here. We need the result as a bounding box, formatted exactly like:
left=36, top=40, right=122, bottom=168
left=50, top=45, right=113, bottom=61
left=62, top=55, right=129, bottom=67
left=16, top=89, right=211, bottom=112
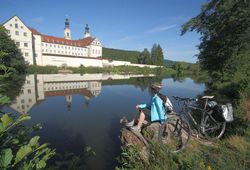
left=102, top=47, right=140, bottom=63
left=102, top=47, right=192, bottom=67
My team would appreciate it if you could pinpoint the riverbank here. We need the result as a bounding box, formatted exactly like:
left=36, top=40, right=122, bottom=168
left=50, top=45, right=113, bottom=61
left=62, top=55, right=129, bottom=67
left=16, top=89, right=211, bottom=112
left=26, top=65, right=176, bottom=76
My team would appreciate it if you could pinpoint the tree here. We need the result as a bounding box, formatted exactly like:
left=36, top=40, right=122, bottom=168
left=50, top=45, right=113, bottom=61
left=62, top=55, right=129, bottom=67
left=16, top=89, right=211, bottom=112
left=181, top=0, right=250, bottom=92
left=156, top=44, right=164, bottom=66
left=138, top=48, right=150, bottom=64
left=151, top=44, right=158, bottom=65
left=0, top=25, right=27, bottom=74
left=151, top=44, right=164, bottom=66
left=172, top=62, right=187, bottom=73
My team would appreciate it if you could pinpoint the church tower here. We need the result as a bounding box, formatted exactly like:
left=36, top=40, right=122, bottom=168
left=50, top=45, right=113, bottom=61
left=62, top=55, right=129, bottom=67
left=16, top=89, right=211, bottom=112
left=84, top=24, right=90, bottom=38
left=64, top=17, right=71, bottom=40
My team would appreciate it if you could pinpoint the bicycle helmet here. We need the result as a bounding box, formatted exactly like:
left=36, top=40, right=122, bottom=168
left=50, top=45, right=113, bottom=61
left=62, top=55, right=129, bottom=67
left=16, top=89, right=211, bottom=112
left=150, top=82, right=162, bottom=91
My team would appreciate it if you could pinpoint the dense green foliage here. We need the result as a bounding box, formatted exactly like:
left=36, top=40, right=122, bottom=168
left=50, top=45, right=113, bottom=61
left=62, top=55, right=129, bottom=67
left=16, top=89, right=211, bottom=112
left=181, top=0, right=250, bottom=97
left=0, top=113, right=56, bottom=170
left=26, top=65, right=58, bottom=74
left=151, top=44, right=164, bottom=66
left=102, top=47, right=140, bottom=63
left=0, top=25, right=27, bottom=74
left=103, top=45, right=164, bottom=65
left=28, top=65, right=176, bottom=76
left=138, top=48, right=150, bottom=64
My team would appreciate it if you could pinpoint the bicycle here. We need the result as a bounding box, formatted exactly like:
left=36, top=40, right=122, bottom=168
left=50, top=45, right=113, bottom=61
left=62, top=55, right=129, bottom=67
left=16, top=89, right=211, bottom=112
left=158, top=95, right=227, bottom=152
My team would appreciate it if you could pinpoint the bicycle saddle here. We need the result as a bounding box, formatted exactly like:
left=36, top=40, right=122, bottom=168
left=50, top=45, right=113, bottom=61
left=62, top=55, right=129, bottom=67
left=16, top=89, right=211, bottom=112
left=202, top=96, right=214, bottom=99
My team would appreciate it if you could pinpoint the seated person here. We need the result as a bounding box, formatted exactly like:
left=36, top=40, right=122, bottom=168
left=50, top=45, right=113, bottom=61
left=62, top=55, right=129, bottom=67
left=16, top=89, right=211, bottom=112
left=127, top=82, right=166, bottom=132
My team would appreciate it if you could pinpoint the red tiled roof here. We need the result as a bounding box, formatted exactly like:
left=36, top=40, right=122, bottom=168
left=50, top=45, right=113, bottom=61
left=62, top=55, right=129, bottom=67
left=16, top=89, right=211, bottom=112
left=45, top=88, right=94, bottom=98
left=29, top=27, right=42, bottom=35
left=28, top=27, right=95, bottom=47
left=42, top=35, right=95, bottom=47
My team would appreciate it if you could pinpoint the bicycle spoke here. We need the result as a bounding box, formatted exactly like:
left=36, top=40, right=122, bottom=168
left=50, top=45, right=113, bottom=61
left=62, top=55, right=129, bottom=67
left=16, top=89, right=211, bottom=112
left=159, top=117, right=191, bottom=153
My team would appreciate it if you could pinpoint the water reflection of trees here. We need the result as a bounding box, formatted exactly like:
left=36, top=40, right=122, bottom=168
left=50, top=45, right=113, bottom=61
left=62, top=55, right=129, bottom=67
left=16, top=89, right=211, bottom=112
left=46, top=131, right=94, bottom=170
left=0, top=74, right=25, bottom=102
left=171, top=73, right=186, bottom=82
left=133, top=76, right=163, bottom=91
left=102, top=76, right=164, bottom=92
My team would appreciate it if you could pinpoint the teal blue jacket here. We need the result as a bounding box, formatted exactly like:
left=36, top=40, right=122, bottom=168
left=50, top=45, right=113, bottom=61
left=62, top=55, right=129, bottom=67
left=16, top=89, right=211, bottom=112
left=138, top=94, right=166, bottom=123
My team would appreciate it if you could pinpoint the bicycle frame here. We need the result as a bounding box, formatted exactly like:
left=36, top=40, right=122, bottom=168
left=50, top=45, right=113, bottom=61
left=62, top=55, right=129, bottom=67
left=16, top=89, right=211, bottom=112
left=179, top=98, right=210, bottom=134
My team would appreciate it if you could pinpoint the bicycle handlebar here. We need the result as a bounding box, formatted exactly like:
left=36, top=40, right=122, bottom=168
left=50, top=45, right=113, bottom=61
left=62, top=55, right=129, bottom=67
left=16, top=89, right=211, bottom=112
left=172, top=96, right=198, bottom=102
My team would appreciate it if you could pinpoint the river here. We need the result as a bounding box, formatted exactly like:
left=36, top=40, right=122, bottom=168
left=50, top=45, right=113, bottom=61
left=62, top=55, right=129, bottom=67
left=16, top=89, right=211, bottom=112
left=2, top=73, right=205, bottom=170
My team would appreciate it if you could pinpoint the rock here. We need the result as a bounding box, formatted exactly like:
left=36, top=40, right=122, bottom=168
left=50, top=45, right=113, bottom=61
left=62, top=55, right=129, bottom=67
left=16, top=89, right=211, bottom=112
left=120, top=128, right=146, bottom=149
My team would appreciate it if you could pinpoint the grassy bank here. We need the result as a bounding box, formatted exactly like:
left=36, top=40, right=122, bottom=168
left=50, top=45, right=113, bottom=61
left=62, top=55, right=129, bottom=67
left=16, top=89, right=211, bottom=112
left=26, top=65, right=176, bottom=76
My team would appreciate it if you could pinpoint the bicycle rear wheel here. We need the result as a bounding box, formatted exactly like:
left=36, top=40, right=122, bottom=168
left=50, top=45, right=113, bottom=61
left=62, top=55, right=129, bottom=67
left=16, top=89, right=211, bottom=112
left=158, top=115, right=191, bottom=153
left=203, top=115, right=226, bottom=140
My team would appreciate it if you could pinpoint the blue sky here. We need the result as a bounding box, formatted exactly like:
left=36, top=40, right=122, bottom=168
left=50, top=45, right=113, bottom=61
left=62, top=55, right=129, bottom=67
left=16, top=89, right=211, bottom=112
left=0, top=0, right=206, bottom=63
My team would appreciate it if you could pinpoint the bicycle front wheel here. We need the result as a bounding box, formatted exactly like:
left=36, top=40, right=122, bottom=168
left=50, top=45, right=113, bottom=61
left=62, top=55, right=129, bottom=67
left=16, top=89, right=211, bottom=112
left=158, top=115, right=191, bottom=153
left=203, top=115, right=226, bottom=140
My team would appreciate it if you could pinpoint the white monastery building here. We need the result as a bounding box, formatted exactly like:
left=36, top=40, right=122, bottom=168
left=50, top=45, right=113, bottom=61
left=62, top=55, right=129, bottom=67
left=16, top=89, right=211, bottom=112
left=3, top=16, right=159, bottom=68
left=3, top=15, right=103, bottom=67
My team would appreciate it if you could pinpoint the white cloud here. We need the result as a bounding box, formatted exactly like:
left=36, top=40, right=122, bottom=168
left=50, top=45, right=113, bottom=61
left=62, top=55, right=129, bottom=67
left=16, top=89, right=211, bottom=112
left=32, top=16, right=44, bottom=24
left=146, top=24, right=177, bottom=33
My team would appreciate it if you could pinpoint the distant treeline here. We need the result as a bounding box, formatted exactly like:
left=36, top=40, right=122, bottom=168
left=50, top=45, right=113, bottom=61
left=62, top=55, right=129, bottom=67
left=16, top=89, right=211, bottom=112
left=102, top=47, right=140, bottom=63
left=103, top=47, right=186, bottom=67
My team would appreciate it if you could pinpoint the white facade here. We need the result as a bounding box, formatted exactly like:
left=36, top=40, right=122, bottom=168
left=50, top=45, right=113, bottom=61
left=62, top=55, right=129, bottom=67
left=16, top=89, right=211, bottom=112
left=3, top=16, right=102, bottom=67
left=3, top=16, right=34, bottom=64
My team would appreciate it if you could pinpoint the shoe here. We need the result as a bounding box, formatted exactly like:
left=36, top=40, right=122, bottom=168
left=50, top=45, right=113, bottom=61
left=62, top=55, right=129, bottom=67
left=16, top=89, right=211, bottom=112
left=143, top=120, right=148, bottom=125
left=126, top=120, right=134, bottom=127
left=130, top=126, right=141, bottom=133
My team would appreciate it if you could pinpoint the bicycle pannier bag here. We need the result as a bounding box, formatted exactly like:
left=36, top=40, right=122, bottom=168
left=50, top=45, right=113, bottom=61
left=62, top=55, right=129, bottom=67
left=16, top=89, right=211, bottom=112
left=221, top=103, right=234, bottom=122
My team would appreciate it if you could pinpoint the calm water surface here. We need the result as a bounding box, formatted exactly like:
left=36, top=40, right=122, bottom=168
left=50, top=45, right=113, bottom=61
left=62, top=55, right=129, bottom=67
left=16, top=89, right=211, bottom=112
left=3, top=74, right=205, bottom=170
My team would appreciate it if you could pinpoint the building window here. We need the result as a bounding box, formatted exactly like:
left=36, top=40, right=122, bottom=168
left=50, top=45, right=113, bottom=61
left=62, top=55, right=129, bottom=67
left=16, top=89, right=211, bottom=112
left=27, top=80, right=30, bottom=84
left=15, top=31, right=19, bottom=35
left=50, top=44, right=52, bottom=47
left=16, top=42, right=20, bottom=47
left=21, top=99, right=25, bottom=103
left=15, top=23, right=18, bottom=28
left=28, top=89, right=31, bottom=93
left=15, top=18, right=17, bottom=21
left=24, top=43, right=28, bottom=47
left=46, top=44, right=47, bottom=47
left=10, top=24, right=12, bottom=27
left=21, top=26, right=23, bottom=29
left=23, top=32, right=27, bottom=36
left=7, top=30, right=10, bottom=34
left=29, top=98, right=32, bottom=103
left=25, top=52, right=28, bottom=57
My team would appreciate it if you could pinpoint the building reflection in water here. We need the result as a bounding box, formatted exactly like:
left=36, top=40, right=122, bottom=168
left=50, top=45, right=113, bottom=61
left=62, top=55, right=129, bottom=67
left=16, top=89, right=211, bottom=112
left=10, top=73, right=153, bottom=114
